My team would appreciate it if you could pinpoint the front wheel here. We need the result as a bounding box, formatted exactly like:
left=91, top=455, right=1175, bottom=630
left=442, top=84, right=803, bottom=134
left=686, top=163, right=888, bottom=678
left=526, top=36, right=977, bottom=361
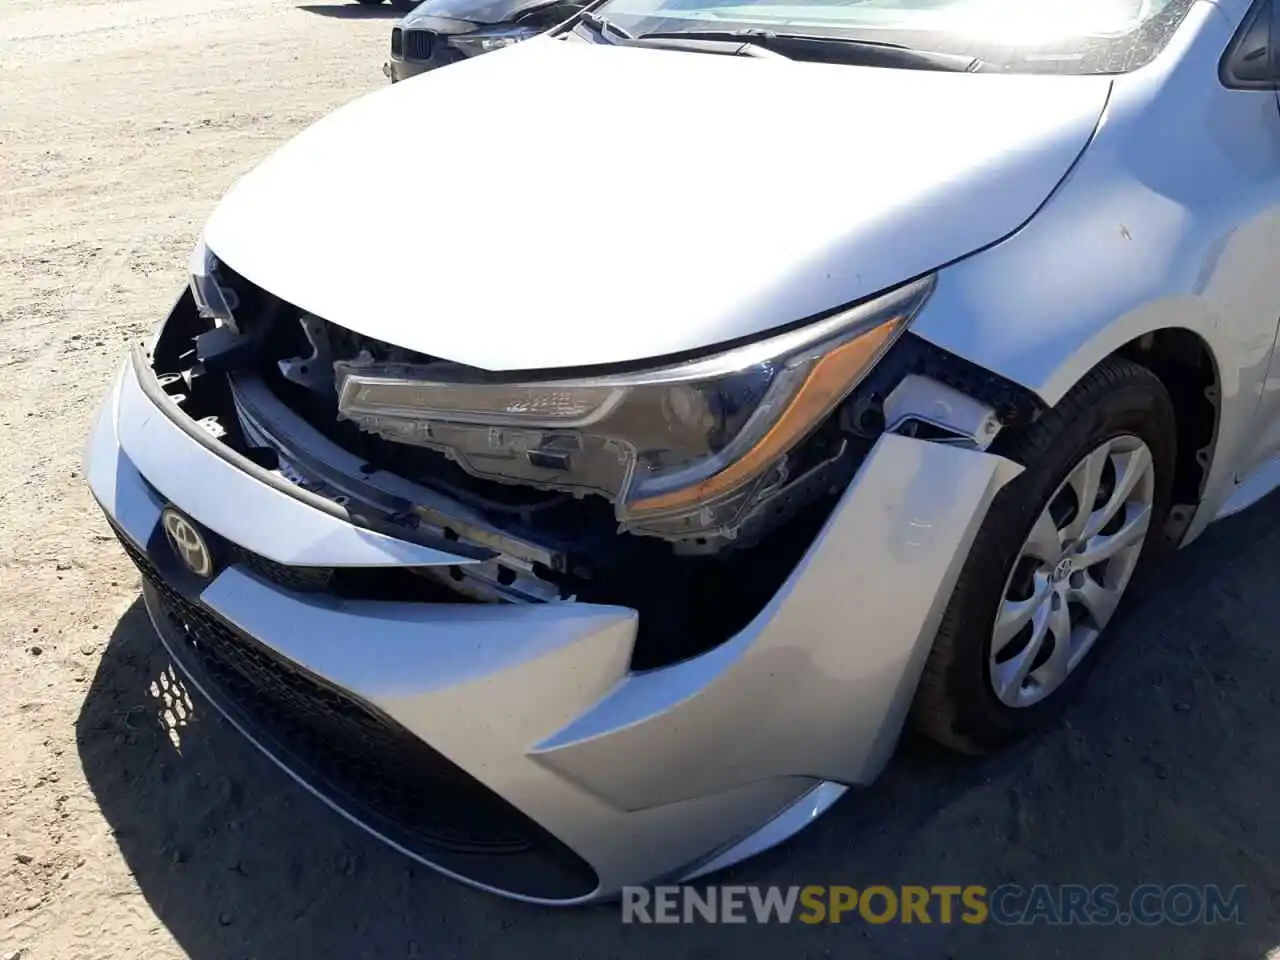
left=910, top=356, right=1177, bottom=753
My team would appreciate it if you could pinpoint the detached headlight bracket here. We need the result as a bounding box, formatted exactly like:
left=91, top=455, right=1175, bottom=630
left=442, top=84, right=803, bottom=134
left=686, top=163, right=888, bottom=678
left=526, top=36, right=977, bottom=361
left=188, top=236, right=240, bottom=333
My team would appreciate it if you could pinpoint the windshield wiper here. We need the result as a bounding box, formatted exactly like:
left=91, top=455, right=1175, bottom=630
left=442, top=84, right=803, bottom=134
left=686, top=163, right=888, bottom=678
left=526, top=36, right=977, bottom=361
left=574, top=13, right=789, bottom=58
left=576, top=10, right=634, bottom=43
left=629, top=33, right=791, bottom=58
left=632, top=29, right=983, bottom=71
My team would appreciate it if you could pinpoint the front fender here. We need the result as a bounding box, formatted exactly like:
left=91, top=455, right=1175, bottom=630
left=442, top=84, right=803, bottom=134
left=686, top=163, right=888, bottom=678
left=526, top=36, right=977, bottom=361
left=910, top=1, right=1280, bottom=542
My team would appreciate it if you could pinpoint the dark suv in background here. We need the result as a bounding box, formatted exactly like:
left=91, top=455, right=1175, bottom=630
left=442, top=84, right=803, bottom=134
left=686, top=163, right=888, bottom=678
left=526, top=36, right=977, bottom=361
left=385, top=0, right=585, bottom=81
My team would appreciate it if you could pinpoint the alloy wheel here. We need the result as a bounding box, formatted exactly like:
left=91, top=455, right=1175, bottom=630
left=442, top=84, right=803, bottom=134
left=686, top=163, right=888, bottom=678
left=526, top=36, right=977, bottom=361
left=989, top=434, right=1156, bottom=708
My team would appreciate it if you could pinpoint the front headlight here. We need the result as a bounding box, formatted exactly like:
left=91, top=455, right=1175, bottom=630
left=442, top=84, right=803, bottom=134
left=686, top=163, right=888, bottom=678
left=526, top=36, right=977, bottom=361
left=335, top=276, right=934, bottom=542
left=188, top=236, right=239, bottom=330
left=446, top=26, right=539, bottom=57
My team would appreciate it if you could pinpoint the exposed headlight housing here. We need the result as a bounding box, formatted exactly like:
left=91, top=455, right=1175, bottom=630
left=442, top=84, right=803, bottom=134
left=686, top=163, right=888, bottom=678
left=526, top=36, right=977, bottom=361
left=335, top=277, right=935, bottom=542
left=446, top=26, right=539, bottom=57
left=188, top=236, right=239, bottom=331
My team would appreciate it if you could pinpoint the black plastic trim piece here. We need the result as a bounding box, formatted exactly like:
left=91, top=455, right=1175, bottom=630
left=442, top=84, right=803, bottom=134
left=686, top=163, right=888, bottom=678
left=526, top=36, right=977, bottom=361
left=856, top=333, right=1047, bottom=428
left=1219, top=0, right=1278, bottom=91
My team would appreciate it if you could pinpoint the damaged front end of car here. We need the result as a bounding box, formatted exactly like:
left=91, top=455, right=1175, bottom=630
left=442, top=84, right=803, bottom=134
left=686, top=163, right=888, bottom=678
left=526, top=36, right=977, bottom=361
left=86, top=238, right=1056, bottom=898
left=165, top=239, right=1043, bottom=671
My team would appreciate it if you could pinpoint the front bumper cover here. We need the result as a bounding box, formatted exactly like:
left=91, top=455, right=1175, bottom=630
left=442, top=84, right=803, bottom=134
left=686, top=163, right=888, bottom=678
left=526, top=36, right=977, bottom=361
left=387, top=56, right=436, bottom=83
left=85, top=347, right=1021, bottom=902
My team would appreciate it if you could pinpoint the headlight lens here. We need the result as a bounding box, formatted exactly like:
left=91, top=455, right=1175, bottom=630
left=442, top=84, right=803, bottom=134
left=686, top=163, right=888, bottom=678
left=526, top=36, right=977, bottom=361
left=447, top=27, right=539, bottom=57
left=336, top=276, right=934, bottom=541
left=188, top=236, right=238, bottom=329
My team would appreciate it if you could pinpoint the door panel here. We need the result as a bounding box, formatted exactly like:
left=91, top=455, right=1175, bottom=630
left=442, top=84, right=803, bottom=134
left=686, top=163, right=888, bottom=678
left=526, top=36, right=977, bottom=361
left=1235, top=0, right=1280, bottom=472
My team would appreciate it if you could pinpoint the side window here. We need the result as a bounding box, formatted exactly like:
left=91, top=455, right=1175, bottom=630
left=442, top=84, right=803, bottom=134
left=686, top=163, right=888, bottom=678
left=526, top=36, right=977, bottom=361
left=1220, top=0, right=1280, bottom=90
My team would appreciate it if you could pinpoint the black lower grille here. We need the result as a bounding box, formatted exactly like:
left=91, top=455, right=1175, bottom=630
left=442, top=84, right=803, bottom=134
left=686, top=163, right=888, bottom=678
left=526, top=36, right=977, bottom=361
left=226, top=544, right=335, bottom=592
left=402, top=29, right=434, bottom=60
left=115, top=529, right=597, bottom=899
left=220, top=539, right=474, bottom=604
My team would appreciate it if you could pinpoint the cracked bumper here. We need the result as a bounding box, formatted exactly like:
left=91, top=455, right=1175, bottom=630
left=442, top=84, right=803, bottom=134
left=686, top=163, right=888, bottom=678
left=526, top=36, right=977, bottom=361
left=85, top=354, right=1021, bottom=902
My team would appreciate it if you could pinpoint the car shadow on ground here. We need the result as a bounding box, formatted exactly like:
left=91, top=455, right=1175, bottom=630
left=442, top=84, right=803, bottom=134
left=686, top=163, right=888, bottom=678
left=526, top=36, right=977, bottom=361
left=77, top=493, right=1280, bottom=960
left=296, top=3, right=404, bottom=19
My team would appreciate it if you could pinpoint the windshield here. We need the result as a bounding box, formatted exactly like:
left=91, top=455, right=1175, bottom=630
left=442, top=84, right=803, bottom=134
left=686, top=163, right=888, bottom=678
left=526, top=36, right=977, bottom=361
left=587, top=0, right=1196, bottom=73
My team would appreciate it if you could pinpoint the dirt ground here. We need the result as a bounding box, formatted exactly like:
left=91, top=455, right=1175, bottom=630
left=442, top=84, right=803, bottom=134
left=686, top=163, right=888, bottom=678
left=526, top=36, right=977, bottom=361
left=2, top=1, right=1279, bottom=957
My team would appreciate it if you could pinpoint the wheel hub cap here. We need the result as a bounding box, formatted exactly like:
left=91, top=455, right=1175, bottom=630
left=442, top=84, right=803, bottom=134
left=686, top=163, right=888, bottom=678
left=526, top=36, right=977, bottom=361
left=988, top=434, right=1157, bottom=709
left=1050, top=557, right=1073, bottom=583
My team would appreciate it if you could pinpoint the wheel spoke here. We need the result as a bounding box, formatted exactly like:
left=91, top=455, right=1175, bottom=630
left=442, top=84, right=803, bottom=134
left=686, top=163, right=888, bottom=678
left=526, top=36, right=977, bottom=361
left=994, top=598, right=1052, bottom=702
left=1031, top=591, right=1074, bottom=694
left=1075, top=502, right=1152, bottom=568
left=1023, top=508, right=1065, bottom=564
left=1085, top=444, right=1152, bottom=539
left=1062, top=443, right=1111, bottom=542
left=1065, top=575, right=1121, bottom=629
left=993, top=573, right=1052, bottom=654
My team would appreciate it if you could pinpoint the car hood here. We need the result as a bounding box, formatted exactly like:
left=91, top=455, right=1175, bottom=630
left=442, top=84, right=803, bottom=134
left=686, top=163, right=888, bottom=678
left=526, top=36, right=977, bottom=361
left=397, top=13, right=485, bottom=33
left=204, top=37, right=1110, bottom=372
left=401, top=0, right=553, bottom=27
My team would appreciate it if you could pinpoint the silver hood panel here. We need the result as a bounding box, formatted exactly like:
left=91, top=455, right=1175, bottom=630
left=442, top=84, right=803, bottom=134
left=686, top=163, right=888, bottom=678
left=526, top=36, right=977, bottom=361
left=204, top=37, right=1110, bottom=371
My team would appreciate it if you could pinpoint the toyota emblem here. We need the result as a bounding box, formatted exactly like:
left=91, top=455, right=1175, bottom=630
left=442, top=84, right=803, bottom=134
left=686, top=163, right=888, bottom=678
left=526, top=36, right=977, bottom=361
left=162, top=508, right=213, bottom=579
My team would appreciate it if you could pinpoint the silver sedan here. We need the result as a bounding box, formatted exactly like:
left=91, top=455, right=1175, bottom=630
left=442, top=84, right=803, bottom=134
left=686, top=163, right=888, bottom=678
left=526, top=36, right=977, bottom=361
left=86, top=0, right=1280, bottom=903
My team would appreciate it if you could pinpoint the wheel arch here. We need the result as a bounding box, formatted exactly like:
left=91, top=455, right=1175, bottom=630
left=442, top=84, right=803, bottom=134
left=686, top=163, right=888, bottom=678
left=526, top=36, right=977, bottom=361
left=1113, top=327, right=1222, bottom=545
left=1010, top=314, right=1226, bottom=548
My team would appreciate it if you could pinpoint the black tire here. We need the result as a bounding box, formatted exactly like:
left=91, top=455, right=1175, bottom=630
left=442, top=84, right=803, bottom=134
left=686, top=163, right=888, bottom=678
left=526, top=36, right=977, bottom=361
left=388, top=0, right=420, bottom=10
left=354, top=0, right=386, bottom=5
left=909, top=356, right=1177, bottom=754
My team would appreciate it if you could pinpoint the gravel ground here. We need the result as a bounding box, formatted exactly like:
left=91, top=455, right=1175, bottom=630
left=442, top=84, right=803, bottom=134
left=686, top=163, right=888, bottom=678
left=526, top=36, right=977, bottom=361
left=2, top=2, right=1279, bottom=957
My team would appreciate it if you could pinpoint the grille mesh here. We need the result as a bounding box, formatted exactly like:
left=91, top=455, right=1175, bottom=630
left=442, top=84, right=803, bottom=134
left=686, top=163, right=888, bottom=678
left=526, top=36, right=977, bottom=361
left=227, top=544, right=335, bottom=592
left=403, top=30, right=434, bottom=60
